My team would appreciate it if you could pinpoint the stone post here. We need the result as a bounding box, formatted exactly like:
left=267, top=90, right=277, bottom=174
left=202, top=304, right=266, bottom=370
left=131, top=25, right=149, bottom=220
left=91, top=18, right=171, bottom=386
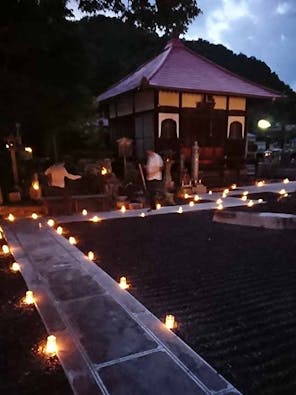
left=191, top=141, right=199, bottom=186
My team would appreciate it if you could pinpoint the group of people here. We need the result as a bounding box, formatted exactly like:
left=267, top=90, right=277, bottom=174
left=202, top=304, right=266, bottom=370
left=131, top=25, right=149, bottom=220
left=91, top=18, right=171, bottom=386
left=44, top=149, right=164, bottom=211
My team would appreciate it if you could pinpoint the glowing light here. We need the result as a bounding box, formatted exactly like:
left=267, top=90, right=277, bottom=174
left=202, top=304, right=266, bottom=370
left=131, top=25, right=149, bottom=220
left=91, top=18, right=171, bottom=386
left=216, top=198, right=223, bottom=205
left=208, top=190, right=212, bottom=195
left=258, top=199, right=264, bottom=203
left=258, top=119, right=271, bottom=129
left=279, top=189, right=286, bottom=195
left=140, top=212, right=146, bottom=218
left=156, top=203, right=161, bottom=210
left=25, top=147, right=33, bottom=153
left=241, top=195, right=247, bottom=201
left=2, top=244, right=10, bottom=254
left=25, top=290, right=34, bottom=305
left=189, top=201, right=194, bottom=207
left=44, top=335, right=58, bottom=356
left=217, top=204, right=223, bottom=210
left=194, top=195, right=200, bottom=202
left=178, top=206, right=183, bottom=214
left=184, top=193, right=189, bottom=199
left=224, top=189, right=229, bottom=194
left=256, top=181, right=265, bottom=187
left=165, top=314, right=175, bottom=330
left=120, top=205, right=126, bottom=214
left=82, top=209, right=88, bottom=216
left=31, top=213, right=38, bottom=220
left=11, top=262, right=21, bottom=272
left=69, top=236, right=77, bottom=245
left=101, top=167, right=107, bottom=175
left=56, top=226, right=63, bottom=235
left=47, top=219, right=55, bottom=227
left=91, top=216, right=101, bottom=223
left=222, top=192, right=227, bottom=198
left=231, top=184, right=237, bottom=189
left=247, top=200, right=254, bottom=207
left=7, top=213, right=15, bottom=222
left=32, top=181, right=39, bottom=190
left=87, top=251, right=95, bottom=261
left=283, top=178, right=290, bottom=184
left=119, top=276, right=129, bottom=290
left=243, top=191, right=248, bottom=196
left=0, top=232, right=2, bottom=240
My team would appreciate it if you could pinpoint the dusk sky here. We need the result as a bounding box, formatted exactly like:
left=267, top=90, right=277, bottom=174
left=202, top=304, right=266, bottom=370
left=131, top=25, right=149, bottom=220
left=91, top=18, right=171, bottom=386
left=70, top=0, right=296, bottom=91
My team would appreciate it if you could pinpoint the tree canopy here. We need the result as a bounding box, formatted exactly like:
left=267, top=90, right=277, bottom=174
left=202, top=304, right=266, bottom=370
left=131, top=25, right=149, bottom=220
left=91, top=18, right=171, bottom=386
left=78, top=0, right=201, bottom=35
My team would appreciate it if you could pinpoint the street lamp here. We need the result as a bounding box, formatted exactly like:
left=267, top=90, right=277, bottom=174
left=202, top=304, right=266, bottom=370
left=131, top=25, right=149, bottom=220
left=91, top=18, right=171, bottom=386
left=257, top=119, right=271, bottom=130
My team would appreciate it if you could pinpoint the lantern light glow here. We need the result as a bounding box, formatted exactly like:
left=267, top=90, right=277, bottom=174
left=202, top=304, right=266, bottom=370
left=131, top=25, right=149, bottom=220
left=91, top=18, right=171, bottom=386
left=47, top=219, right=55, bottom=227
left=119, top=276, right=129, bottom=290
left=156, top=203, right=161, bottom=210
left=69, top=236, right=77, bottom=245
left=56, top=226, right=63, bottom=235
left=165, top=314, right=176, bottom=330
left=31, top=213, right=38, bottom=220
left=44, top=335, right=58, bottom=356
left=11, top=262, right=21, bottom=272
left=25, top=290, right=35, bottom=305
left=82, top=209, right=88, bottom=216
left=283, top=178, right=290, bottom=184
left=2, top=244, right=10, bottom=254
left=88, top=251, right=95, bottom=260
left=8, top=213, right=15, bottom=222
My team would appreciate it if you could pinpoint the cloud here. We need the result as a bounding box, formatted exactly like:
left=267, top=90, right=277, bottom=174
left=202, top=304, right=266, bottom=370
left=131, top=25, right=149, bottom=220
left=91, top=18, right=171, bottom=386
left=275, top=2, right=291, bottom=15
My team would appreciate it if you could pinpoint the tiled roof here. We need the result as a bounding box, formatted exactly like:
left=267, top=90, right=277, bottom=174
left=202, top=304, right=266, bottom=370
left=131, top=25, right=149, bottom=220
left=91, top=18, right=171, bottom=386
left=97, top=38, right=281, bottom=102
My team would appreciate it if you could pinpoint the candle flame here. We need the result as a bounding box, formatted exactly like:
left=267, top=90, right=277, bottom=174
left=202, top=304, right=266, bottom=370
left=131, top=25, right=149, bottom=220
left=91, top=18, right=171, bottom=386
left=119, top=276, right=129, bottom=290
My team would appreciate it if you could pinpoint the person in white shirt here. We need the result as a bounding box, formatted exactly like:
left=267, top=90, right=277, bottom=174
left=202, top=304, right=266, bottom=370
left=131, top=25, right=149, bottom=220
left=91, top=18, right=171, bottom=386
left=45, top=162, right=81, bottom=189
left=145, top=150, right=163, bottom=210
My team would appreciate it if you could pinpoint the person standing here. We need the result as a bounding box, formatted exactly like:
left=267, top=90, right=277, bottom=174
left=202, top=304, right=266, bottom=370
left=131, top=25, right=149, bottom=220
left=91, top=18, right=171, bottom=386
left=44, top=161, right=81, bottom=214
left=145, top=150, right=163, bottom=210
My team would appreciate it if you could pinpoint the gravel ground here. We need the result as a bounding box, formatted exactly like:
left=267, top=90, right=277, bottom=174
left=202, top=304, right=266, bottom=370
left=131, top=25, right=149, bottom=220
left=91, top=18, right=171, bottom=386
left=64, top=200, right=296, bottom=395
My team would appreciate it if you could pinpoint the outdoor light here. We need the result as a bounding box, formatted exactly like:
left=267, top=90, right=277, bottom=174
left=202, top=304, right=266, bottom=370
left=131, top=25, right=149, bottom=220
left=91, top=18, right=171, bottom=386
left=24, top=290, right=34, bottom=305
left=91, top=216, right=101, bottom=223
left=208, top=190, right=212, bottom=195
left=32, top=181, right=39, bottom=190
left=241, top=195, right=247, bottom=201
left=140, top=212, right=146, bottom=217
left=189, top=201, right=194, bottom=207
left=101, top=167, right=107, bottom=175
left=283, top=178, right=289, bottom=184
left=222, top=192, right=227, bottom=198
left=0, top=232, right=2, bottom=239
left=7, top=213, right=15, bottom=222
left=231, top=184, right=237, bottom=189
left=217, top=204, right=223, bottom=210
left=247, top=200, right=254, bottom=207
left=243, top=191, right=248, bottom=196
left=258, top=119, right=271, bottom=129
left=25, top=147, right=33, bottom=153
left=11, top=262, right=21, bottom=272
left=2, top=244, right=10, bottom=254
left=184, top=193, right=189, bottom=199
left=194, top=195, right=200, bottom=201
left=279, top=189, right=287, bottom=195
left=87, top=251, right=95, bottom=260
left=165, top=314, right=175, bottom=330
left=47, top=219, right=55, bottom=227
left=56, top=226, right=63, bottom=235
left=31, top=213, right=38, bottom=220
left=156, top=203, right=161, bottom=210
left=5, top=143, right=9, bottom=149
left=256, top=181, right=265, bottom=187
left=258, top=199, right=264, bottom=203
left=216, top=198, right=222, bottom=205
left=44, top=335, right=58, bottom=356
left=224, top=189, right=229, bottom=194
left=120, top=205, right=126, bottom=213
left=178, top=206, right=183, bottom=214
left=69, top=236, right=77, bottom=245
left=119, top=276, right=129, bottom=290
left=82, top=209, right=88, bottom=216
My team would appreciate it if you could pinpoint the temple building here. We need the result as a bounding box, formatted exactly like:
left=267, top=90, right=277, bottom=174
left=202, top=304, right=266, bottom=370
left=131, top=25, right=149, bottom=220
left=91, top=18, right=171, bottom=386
left=97, top=38, right=281, bottom=171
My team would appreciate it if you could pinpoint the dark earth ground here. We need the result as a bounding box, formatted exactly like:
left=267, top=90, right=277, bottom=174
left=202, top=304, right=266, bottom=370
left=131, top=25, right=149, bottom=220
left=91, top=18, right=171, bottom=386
left=64, top=193, right=296, bottom=395
left=0, top=244, right=72, bottom=395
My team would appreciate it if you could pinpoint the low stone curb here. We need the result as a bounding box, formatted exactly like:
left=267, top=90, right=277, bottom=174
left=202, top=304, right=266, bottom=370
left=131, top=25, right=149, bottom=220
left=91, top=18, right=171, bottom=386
left=213, top=210, right=296, bottom=229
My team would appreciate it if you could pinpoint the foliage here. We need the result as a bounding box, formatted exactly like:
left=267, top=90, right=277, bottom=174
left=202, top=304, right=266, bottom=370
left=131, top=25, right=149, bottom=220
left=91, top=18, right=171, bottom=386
left=78, top=0, right=201, bottom=36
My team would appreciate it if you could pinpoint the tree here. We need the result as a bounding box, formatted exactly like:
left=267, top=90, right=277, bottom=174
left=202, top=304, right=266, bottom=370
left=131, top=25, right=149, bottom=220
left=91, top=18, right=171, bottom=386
left=78, top=0, right=201, bottom=36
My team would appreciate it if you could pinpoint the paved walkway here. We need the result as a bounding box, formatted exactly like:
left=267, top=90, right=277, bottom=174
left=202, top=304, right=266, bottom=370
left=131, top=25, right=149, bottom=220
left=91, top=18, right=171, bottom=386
left=1, top=181, right=295, bottom=395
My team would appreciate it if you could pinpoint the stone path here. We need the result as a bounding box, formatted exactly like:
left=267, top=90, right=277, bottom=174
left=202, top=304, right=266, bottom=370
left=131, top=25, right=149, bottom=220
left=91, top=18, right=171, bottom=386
left=1, top=181, right=295, bottom=395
